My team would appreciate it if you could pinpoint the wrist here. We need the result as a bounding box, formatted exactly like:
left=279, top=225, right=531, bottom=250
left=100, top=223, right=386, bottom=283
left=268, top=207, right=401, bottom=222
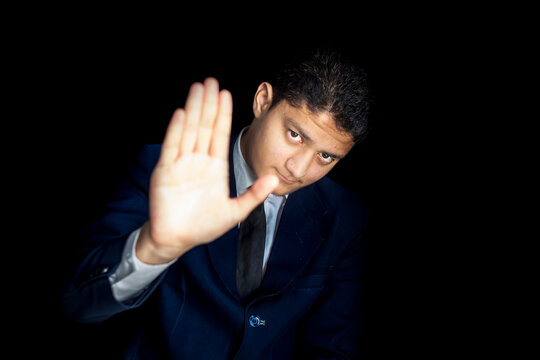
left=135, top=221, right=190, bottom=265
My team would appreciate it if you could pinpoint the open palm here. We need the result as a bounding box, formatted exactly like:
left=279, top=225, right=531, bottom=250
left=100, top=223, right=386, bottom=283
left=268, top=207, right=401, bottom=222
left=139, top=78, right=277, bottom=264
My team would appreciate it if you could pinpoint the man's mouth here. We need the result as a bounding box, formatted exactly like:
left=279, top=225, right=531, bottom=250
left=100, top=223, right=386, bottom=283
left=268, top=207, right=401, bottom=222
left=276, top=169, right=296, bottom=184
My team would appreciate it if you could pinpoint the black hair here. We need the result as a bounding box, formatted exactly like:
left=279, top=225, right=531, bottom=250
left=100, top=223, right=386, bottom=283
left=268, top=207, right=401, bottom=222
left=269, top=48, right=371, bottom=143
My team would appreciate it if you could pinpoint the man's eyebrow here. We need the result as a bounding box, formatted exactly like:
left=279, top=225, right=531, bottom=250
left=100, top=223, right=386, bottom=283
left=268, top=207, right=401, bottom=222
left=285, top=116, right=346, bottom=159
left=285, top=116, right=313, bottom=143
left=323, top=151, right=345, bottom=160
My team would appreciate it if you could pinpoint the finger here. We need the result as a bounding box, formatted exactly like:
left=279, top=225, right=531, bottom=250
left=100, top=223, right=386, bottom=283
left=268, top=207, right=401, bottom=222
left=159, top=109, right=185, bottom=165
left=195, top=77, right=219, bottom=154
left=209, top=89, right=233, bottom=160
left=180, top=82, right=204, bottom=155
left=232, top=174, right=279, bottom=222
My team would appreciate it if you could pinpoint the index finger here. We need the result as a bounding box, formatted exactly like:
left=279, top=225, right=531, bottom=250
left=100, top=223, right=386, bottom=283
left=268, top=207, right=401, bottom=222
left=209, top=89, right=233, bottom=160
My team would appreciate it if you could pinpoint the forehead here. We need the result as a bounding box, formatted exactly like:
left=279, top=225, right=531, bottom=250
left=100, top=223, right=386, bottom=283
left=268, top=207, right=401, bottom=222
left=272, top=100, right=355, bottom=157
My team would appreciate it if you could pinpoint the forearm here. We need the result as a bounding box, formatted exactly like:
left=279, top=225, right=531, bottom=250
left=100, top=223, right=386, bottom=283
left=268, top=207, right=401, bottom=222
left=61, top=145, right=163, bottom=323
left=61, top=234, right=134, bottom=323
left=61, top=229, right=175, bottom=323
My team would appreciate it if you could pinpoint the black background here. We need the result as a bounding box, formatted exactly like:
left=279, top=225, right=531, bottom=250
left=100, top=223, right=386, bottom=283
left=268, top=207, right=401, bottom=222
left=8, top=12, right=506, bottom=358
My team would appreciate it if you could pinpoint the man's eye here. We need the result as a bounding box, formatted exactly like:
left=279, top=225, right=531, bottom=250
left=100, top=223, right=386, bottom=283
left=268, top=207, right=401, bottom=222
left=288, top=130, right=302, bottom=142
left=318, top=152, right=335, bottom=164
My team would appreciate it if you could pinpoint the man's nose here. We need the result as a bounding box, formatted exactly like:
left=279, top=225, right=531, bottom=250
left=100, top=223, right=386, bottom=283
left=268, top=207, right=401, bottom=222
left=285, top=151, right=312, bottom=179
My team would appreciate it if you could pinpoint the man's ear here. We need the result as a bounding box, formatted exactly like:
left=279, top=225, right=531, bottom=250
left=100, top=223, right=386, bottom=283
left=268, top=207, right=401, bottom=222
left=253, top=82, right=274, bottom=118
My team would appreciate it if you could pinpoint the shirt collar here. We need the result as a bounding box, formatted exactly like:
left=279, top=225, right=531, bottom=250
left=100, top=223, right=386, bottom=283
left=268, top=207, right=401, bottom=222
left=233, top=127, right=257, bottom=197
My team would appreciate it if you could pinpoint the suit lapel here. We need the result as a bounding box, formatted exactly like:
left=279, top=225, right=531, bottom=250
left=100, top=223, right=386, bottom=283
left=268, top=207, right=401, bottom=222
left=258, top=184, right=329, bottom=297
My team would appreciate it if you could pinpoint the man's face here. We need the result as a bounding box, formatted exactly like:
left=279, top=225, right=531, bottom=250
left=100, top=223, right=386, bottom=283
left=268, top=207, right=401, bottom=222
left=242, top=99, right=355, bottom=196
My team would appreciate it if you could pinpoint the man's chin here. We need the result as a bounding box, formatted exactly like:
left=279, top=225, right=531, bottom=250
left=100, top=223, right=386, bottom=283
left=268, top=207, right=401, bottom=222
left=272, top=183, right=299, bottom=196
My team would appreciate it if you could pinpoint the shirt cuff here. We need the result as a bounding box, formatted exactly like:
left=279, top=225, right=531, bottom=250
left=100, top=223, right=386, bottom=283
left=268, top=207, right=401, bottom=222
left=109, top=227, right=177, bottom=303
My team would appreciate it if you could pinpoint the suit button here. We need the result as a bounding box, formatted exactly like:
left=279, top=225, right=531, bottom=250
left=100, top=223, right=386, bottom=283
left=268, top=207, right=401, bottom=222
left=249, top=315, right=265, bottom=327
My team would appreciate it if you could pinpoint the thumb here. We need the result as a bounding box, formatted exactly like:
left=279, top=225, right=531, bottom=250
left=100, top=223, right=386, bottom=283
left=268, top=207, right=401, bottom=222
left=233, top=174, right=279, bottom=222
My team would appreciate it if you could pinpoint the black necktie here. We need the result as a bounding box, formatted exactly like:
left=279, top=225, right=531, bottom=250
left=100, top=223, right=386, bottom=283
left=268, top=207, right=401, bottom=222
left=236, top=202, right=266, bottom=301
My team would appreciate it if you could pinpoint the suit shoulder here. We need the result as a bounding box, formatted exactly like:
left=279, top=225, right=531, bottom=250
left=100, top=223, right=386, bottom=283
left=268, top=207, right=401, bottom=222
left=122, top=143, right=162, bottom=175
left=113, top=144, right=162, bottom=194
left=315, top=177, right=369, bottom=217
left=137, top=143, right=162, bottom=167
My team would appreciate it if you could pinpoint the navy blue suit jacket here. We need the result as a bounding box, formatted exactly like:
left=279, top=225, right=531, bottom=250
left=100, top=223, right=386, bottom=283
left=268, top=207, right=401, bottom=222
left=62, top=139, right=369, bottom=359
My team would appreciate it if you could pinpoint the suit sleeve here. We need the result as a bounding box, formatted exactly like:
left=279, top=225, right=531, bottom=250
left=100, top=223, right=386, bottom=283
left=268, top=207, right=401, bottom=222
left=61, top=144, right=163, bottom=323
left=293, top=205, right=370, bottom=359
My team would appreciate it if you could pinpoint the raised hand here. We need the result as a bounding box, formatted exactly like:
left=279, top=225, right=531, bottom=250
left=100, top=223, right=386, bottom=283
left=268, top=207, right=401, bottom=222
left=136, top=78, right=278, bottom=264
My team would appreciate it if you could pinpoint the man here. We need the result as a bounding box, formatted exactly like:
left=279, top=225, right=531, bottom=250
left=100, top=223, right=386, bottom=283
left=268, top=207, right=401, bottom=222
left=62, top=49, right=371, bottom=359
